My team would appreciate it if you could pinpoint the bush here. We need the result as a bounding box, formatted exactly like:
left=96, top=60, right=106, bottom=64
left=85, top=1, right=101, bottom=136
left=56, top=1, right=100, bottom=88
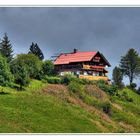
left=97, top=80, right=118, bottom=96
left=0, top=55, right=14, bottom=86
left=130, top=83, right=137, bottom=90
left=61, top=74, right=95, bottom=85
left=101, top=102, right=111, bottom=114
left=118, top=91, right=133, bottom=102
left=10, top=59, right=30, bottom=89
left=61, top=74, right=78, bottom=85
left=107, top=85, right=118, bottom=96
left=42, top=60, right=54, bottom=76
left=15, top=54, right=43, bottom=79
left=79, top=78, right=96, bottom=85
left=44, top=76, right=61, bottom=84
left=137, top=87, right=140, bottom=95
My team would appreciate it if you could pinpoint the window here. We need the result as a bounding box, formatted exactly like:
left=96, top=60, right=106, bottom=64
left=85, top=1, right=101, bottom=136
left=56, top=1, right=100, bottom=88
left=83, top=71, right=88, bottom=75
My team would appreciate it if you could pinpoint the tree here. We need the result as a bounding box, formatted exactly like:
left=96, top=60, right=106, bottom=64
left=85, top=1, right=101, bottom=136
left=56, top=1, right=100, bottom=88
left=15, top=54, right=43, bottom=79
left=0, top=33, right=14, bottom=62
left=130, top=83, right=137, bottom=90
left=42, top=60, right=54, bottom=76
left=0, top=54, right=13, bottom=86
left=10, top=59, right=30, bottom=89
left=120, top=48, right=140, bottom=85
left=112, top=66, right=123, bottom=88
left=137, top=87, right=140, bottom=95
left=28, top=42, right=44, bottom=60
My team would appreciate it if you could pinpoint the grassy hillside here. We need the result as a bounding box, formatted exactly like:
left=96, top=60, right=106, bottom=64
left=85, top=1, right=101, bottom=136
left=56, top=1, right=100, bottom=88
left=0, top=80, right=140, bottom=133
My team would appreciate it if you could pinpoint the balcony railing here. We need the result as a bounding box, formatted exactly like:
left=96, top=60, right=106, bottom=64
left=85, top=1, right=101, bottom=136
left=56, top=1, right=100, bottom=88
left=79, top=75, right=109, bottom=81
left=82, top=64, right=108, bottom=73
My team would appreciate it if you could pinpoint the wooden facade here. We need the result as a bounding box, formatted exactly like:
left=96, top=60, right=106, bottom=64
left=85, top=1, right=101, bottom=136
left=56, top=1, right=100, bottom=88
left=53, top=49, right=111, bottom=83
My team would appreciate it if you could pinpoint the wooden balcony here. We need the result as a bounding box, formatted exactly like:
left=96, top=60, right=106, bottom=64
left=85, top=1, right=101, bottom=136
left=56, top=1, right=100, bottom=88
left=79, top=75, right=109, bottom=81
left=82, top=64, right=108, bottom=73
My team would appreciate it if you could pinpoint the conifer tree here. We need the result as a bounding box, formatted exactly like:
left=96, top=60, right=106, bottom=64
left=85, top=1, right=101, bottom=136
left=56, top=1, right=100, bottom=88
left=0, top=33, right=14, bottom=62
left=28, top=42, right=44, bottom=60
left=112, top=66, right=123, bottom=88
left=120, top=48, right=140, bottom=85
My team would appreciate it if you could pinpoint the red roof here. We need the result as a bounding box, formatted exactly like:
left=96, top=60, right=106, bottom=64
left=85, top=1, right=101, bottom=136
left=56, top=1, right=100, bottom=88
left=54, top=51, right=97, bottom=65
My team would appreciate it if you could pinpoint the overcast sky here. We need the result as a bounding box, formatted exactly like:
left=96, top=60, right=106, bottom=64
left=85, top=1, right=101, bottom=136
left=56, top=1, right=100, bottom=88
left=0, top=7, right=140, bottom=86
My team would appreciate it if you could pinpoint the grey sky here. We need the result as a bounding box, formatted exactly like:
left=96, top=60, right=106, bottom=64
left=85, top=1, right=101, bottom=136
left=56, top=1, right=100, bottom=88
left=0, top=7, right=140, bottom=86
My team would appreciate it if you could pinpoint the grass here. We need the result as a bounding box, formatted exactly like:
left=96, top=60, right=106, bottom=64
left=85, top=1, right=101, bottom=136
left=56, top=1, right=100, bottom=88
left=0, top=80, right=107, bottom=133
left=0, top=80, right=140, bottom=133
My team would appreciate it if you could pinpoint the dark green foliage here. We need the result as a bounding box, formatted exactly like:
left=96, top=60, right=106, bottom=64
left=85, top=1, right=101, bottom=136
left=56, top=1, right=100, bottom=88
left=42, top=60, right=54, bottom=76
left=101, top=102, right=111, bottom=114
left=130, top=83, right=137, bottom=90
left=118, top=91, right=133, bottom=102
left=137, top=87, right=140, bottom=95
left=0, top=33, right=14, bottom=62
left=61, top=74, right=94, bottom=85
left=0, top=54, right=14, bottom=86
left=10, top=58, right=30, bottom=89
left=97, top=80, right=118, bottom=96
left=28, top=42, right=44, bottom=60
left=112, top=66, right=123, bottom=88
left=61, top=74, right=78, bottom=85
left=68, top=80, right=112, bottom=114
left=15, top=54, right=43, bottom=79
left=44, top=76, right=61, bottom=84
left=120, top=48, right=140, bottom=85
left=107, top=86, right=118, bottom=96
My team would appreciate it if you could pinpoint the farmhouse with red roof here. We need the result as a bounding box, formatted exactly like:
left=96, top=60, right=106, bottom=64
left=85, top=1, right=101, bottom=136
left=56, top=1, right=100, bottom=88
left=54, top=49, right=111, bottom=82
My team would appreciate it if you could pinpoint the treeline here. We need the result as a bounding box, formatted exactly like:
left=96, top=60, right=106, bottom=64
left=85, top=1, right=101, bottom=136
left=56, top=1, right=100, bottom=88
left=112, top=48, right=140, bottom=94
left=0, top=33, right=54, bottom=89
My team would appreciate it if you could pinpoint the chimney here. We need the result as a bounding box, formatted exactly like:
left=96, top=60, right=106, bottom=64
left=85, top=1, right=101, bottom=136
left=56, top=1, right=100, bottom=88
left=73, top=48, right=78, bottom=53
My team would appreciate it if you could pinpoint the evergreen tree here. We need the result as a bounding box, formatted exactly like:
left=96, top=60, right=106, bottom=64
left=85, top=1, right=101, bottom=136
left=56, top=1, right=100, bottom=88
left=0, top=54, right=14, bottom=86
left=28, top=42, right=44, bottom=60
left=112, top=66, right=123, bottom=88
left=0, top=33, right=14, bottom=62
left=42, top=60, right=54, bottom=76
left=120, top=48, right=140, bottom=85
left=10, top=58, right=30, bottom=90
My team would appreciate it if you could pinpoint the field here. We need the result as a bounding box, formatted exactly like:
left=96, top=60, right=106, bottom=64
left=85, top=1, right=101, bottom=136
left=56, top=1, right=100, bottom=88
left=0, top=80, right=140, bottom=133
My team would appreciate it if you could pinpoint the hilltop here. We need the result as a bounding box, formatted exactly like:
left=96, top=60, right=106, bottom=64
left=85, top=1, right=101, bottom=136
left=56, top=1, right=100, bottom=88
left=0, top=79, right=140, bottom=133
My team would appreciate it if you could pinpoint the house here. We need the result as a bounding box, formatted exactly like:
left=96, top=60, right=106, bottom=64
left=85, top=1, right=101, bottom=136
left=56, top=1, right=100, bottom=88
left=53, top=49, right=111, bottom=83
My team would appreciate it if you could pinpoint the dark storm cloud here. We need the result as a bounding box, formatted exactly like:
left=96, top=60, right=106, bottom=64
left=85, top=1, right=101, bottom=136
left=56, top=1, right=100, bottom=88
left=0, top=7, right=140, bottom=85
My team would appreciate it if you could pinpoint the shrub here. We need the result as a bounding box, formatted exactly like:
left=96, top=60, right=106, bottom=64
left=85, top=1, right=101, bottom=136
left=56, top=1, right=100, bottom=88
left=61, top=74, right=96, bottom=85
left=42, top=60, right=55, bottom=76
left=118, top=91, right=133, bottom=102
left=80, top=78, right=96, bottom=85
left=14, top=54, right=43, bottom=79
left=130, top=83, right=137, bottom=90
left=101, top=102, right=111, bottom=114
left=44, top=76, right=61, bottom=84
left=61, top=74, right=78, bottom=85
left=137, top=87, right=140, bottom=95
left=10, top=59, right=30, bottom=89
left=107, top=85, right=118, bottom=96
left=97, top=80, right=118, bottom=96
left=0, top=54, right=14, bottom=86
